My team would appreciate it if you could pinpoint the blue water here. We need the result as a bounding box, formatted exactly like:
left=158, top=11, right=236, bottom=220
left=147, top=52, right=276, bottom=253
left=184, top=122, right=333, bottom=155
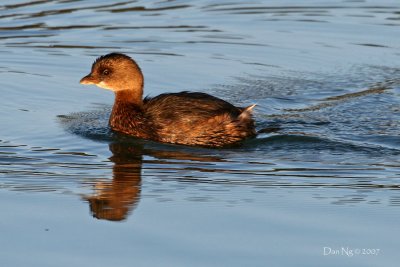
left=1, top=1, right=400, bottom=266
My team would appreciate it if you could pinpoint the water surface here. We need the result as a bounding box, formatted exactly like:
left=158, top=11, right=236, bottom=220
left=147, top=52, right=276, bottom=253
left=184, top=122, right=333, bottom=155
left=1, top=1, right=400, bottom=266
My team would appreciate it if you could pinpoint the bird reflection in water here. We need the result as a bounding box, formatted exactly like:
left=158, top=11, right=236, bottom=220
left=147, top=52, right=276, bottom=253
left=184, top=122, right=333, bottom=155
left=83, top=140, right=224, bottom=221
left=83, top=142, right=142, bottom=221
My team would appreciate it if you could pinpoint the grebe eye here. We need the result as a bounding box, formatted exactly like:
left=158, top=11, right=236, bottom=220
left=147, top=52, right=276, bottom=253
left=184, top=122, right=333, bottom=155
left=102, top=69, right=110, bottom=75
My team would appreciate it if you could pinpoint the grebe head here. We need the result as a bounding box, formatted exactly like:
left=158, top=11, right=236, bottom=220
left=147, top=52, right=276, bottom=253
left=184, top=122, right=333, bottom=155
left=80, top=53, right=144, bottom=92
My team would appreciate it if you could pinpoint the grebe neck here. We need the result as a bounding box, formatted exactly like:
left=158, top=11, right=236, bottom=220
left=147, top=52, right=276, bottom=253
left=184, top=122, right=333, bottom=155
left=114, top=89, right=143, bottom=105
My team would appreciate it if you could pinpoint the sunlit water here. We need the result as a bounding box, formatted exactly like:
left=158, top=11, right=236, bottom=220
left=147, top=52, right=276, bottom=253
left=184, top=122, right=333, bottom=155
left=1, top=0, right=400, bottom=266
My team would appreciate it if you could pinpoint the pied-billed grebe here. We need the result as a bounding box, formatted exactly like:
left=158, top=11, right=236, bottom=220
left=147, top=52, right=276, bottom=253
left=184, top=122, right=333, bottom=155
left=80, top=53, right=256, bottom=147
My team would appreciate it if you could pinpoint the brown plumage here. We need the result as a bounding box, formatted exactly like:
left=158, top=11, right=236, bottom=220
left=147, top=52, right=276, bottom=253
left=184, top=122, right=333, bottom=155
left=80, top=53, right=256, bottom=147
